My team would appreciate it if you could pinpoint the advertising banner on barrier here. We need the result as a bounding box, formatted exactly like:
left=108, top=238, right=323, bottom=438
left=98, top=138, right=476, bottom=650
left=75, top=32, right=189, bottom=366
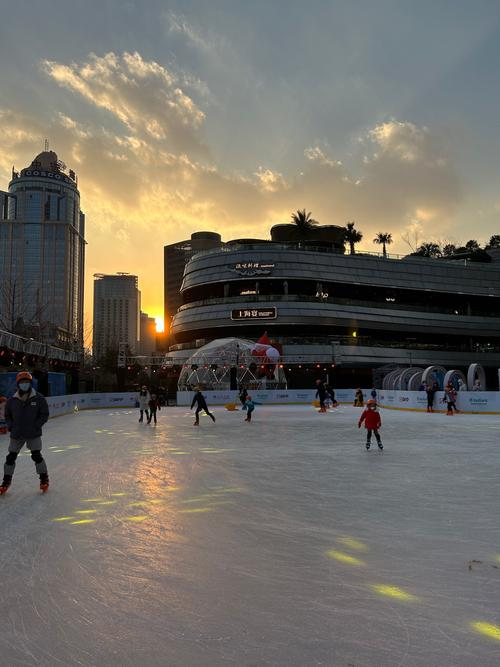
left=377, top=390, right=500, bottom=414
left=176, top=388, right=371, bottom=405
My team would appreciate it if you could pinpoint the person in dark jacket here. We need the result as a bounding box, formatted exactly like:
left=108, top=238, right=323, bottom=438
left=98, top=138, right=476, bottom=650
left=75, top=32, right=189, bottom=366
left=324, top=384, right=338, bottom=408
left=239, top=385, right=249, bottom=409
left=0, top=371, right=50, bottom=494
left=426, top=382, right=438, bottom=412
left=191, top=388, right=216, bottom=426
left=315, top=379, right=327, bottom=412
left=147, top=393, right=160, bottom=424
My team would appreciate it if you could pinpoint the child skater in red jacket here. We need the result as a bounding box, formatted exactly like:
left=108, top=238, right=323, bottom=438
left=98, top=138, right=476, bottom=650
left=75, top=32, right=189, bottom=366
left=358, top=399, right=383, bottom=450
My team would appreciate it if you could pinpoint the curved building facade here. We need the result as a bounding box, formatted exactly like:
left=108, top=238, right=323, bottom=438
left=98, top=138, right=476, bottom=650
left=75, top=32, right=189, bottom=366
left=170, top=238, right=500, bottom=386
left=0, top=150, right=85, bottom=347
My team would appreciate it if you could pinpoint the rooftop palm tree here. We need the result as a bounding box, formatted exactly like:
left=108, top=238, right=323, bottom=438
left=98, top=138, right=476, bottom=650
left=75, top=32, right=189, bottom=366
left=290, top=209, right=318, bottom=237
left=464, top=239, right=480, bottom=251
left=373, top=232, right=393, bottom=258
left=415, top=242, right=442, bottom=258
left=345, top=221, right=363, bottom=255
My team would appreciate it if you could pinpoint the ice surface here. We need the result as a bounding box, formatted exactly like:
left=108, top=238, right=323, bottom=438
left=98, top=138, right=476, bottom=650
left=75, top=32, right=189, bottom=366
left=0, top=404, right=499, bottom=666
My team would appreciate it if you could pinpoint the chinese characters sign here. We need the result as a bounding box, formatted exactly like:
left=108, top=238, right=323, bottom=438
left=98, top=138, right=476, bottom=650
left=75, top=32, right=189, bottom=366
left=231, top=308, right=277, bottom=320
left=232, top=262, right=275, bottom=276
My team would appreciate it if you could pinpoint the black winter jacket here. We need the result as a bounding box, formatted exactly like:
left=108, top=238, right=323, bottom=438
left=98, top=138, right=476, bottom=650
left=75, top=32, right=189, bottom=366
left=5, top=391, right=49, bottom=440
left=191, top=392, right=208, bottom=410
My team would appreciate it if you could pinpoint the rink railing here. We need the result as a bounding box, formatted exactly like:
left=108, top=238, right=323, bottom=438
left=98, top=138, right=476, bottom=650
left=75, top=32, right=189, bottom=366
left=2, top=390, right=498, bottom=429
left=177, top=389, right=500, bottom=414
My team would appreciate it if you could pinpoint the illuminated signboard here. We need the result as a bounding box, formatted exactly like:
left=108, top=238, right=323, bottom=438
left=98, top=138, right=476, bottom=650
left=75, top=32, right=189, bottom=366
left=231, top=307, right=277, bottom=320
left=232, top=262, right=275, bottom=276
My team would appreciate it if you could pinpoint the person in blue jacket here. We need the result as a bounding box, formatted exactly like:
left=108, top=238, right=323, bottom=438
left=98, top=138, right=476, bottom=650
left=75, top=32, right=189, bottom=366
left=244, top=396, right=258, bottom=422
left=0, top=371, right=50, bottom=494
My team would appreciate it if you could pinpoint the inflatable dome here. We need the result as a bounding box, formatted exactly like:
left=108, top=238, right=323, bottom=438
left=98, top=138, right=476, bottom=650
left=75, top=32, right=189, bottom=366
left=177, top=337, right=286, bottom=390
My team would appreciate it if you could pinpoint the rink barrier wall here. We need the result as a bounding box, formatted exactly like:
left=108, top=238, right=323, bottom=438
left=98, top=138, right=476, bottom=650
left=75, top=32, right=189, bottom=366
left=377, top=390, right=500, bottom=414
left=177, top=389, right=500, bottom=414
left=45, top=393, right=138, bottom=418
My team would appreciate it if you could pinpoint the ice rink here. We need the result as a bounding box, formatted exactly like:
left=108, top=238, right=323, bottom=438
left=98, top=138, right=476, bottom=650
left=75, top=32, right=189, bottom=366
left=0, top=403, right=499, bottom=667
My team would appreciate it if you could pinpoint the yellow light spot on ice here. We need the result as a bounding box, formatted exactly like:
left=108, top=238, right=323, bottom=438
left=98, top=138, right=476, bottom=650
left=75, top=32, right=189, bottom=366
left=370, top=584, right=419, bottom=601
left=94, top=500, right=117, bottom=505
left=111, top=493, right=126, bottom=497
left=70, top=519, right=96, bottom=525
left=325, top=550, right=365, bottom=566
left=496, top=555, right=500, bottom=563
left=51, top=449, right=66, bottom=453
left=180, top=507, right=213, bottom=514
left=171, top=451, right=189, bottom=455
left=337, top=537, right=369, bottom=552
left=124, top=515, right=148, bottom=522
left=75, top=509, right=98, bottom=514
left=52, top=516, right=75, bottom=522
left=67, top=445, right=82, bottom=449
left=82, top=498, right=106, bottom=502
left=166, top=486, right=180, bottom=492
left=471, top=622, right=500, bottom=641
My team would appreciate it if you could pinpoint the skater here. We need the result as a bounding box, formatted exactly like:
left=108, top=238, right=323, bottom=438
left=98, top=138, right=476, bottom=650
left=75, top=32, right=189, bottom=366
left=191, top=388, right=216, bottom=425
left=244, top=395, right=256, bottom=422
left=442, top=385, right=458, bottom=415
left=0, top=371, right=50, bottom=494
left=358, top=399, right=383, bottom=450
left=147, top=393, right=160, bottom=424
left=315, top=379, right=328, bottom=412
left=426, top=382, right=438, bottom=412
left=325, top=384, right=338, bottom=408
left=354, top=388, right=364, bottom=407
left=138, top=385, right=150, bottom=423
left=239, top=385, right=249, bottom=409
left=370, top=386, right=377, bottom=401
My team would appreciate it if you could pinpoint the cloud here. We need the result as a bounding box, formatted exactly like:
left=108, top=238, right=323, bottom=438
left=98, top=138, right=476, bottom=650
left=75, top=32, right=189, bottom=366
left=0, top=51, right=468, bottom=320
left=41, top=52, right=209, bottom=157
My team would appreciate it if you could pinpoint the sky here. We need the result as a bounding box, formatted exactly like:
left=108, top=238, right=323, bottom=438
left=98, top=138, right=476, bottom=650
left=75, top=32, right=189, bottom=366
left=1, top=0, right=500, bottom=335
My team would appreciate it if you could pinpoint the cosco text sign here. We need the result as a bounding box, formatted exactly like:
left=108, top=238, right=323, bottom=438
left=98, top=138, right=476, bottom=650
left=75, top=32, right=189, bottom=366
left=22, top=170, right=74, bottom=184
left=231, top=308, right=277, bottom=320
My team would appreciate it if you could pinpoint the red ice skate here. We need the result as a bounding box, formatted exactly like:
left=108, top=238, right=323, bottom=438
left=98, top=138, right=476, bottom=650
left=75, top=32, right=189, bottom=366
left=0, top=483, right=10, bottom=495
left=40, top=474, right=50, bottom=493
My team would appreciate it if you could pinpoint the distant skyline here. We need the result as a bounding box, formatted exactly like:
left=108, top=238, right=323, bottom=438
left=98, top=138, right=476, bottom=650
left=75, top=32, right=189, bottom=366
left=1, top=0, right=500, bottom=334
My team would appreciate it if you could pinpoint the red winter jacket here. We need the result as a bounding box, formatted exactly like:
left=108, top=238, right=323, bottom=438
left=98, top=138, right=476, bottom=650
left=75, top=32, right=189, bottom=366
left=358, top=408, right=381, bottom=430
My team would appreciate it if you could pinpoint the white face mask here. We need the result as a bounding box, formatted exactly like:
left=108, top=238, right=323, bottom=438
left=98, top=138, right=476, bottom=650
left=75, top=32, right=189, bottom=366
left=19, top=382, right=31, bottom=392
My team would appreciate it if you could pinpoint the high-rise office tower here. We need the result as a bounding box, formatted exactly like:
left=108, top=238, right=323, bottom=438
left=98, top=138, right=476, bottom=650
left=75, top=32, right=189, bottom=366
left=0, top=149, right=85, bottom=348
left=93, top=274, right=140, bottom=361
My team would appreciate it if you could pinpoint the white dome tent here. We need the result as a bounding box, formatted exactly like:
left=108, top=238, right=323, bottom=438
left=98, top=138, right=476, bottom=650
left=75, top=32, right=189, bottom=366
left=177, top=337, right=287, bottom=391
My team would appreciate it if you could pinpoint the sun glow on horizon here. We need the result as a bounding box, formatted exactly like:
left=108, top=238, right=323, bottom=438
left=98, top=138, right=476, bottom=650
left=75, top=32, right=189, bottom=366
left=154, top=316, right=164, bottom=333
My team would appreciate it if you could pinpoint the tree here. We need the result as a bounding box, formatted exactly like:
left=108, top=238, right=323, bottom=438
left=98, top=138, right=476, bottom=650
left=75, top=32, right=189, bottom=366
left=442, top=243, right=457, bottom=257
left=487, top=234, right=500, bottom=248
left=414, top=242, right=442, bottom=258
left=290, top=209, right=318, bottom=236
left=465, top=239, right=480, bottom=251
left=345, top=221, right=363, bottom=255
left=373, top=232, right=393, bottom=258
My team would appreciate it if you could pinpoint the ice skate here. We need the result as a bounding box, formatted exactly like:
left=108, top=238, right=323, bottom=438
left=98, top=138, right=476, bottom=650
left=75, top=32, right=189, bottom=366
left=210, top=414, right=216, bottom=422
left=193, top=420, right=199, bottom=426
left=378, top=443, right=383, bottom=450
left=39, top=474, right=49, bottom=493
left=0, top=482, right=10, bottom=495
left=365, top=443, right=370, bottom=450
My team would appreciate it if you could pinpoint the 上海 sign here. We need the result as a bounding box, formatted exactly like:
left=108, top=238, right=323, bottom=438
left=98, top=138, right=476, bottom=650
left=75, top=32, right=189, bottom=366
left=231, top=307, right=277, bottom=320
